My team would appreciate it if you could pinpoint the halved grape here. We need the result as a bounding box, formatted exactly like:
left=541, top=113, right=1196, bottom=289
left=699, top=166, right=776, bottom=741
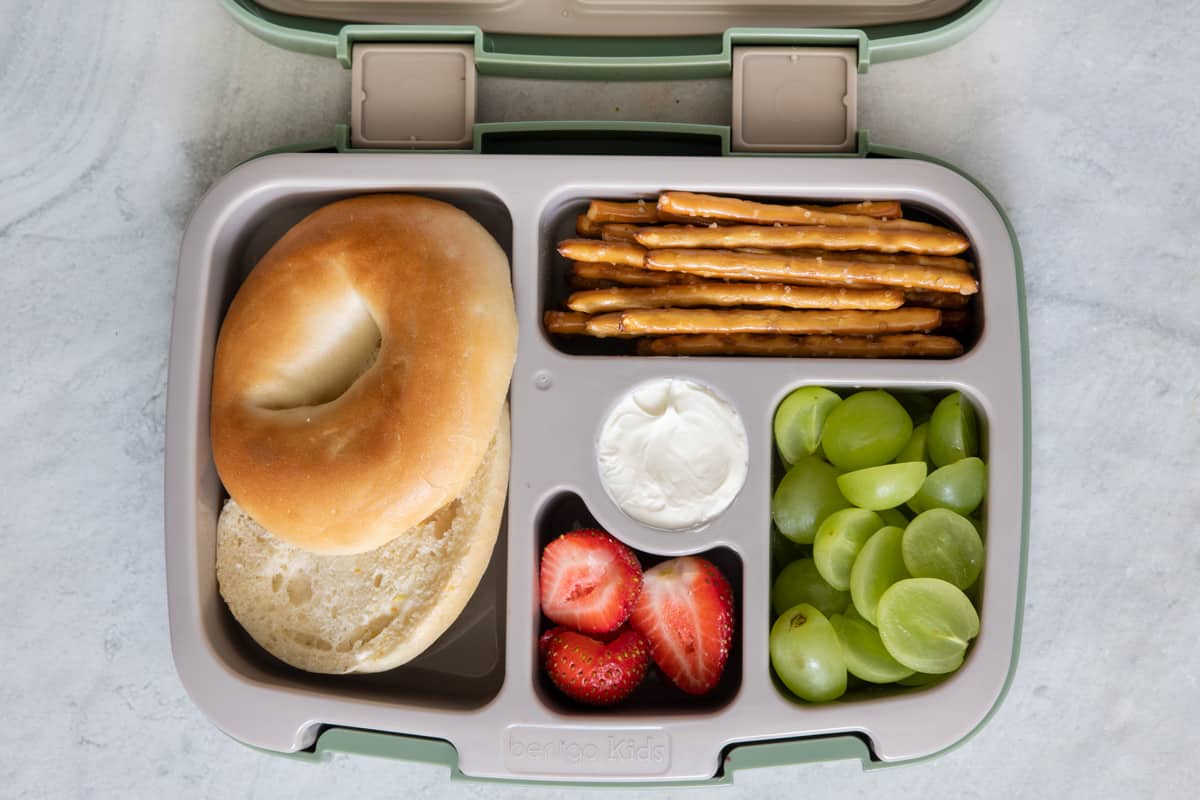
left=772, top=455, right=850, bottom=544
left=928, top=392, right=979, bottom=467
left=821, top=390, right=913, bottom=471
left=878, top=507, right=911, bottom=528
left=813, top=508, right=884, bottom=590
left=894, top=422, right=931, bottom=466
left=830, top=613, right=914, bottom=683
left=877, top=578, right=980, bottom=674
left=849, top=526, right=909, bottom=624
left=836, top=462, right=927, bottom=511
left=909, top=457, right=986, bottom=516
left=774, top=387, right=842, bottom=467
left=771, top=558, right=850, bottom=618
left=770, top=604, right=847, bottom=702
left=902, top=508, right=984, bottom=590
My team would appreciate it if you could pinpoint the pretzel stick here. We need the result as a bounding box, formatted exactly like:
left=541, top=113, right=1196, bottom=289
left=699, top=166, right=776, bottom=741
left=566, top=283, right=905, bottom=314
left=600, top=223, right=643, bottom=244
left=584, top=308, right=941, bottom=338
left=904, top=290, right=970, bottom=308
left=586, top=199, right=660, bottom=224
left=576, top=214, right=603, bottom=238
left=570, top=261, right=705, bottom=287
left=824, top=200, right=903, bottom=219
left=558, top=239, right=647, bottom=267
left=636, top=224, right=970, bottom=256
left=645, top=249, right=979, bottom=294
left=740, top=248, right=973, bottom=273
left=636, top=333, right=964, bottom=358
left=658, top=192, right=930, bottom=231
left=544, top=310, right=591, bottom=335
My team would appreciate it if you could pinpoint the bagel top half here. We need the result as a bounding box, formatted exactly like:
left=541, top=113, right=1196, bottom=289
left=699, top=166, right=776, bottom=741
left=210, top=194, right=517, bottom=554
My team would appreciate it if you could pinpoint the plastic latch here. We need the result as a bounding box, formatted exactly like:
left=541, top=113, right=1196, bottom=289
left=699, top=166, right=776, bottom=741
left=731, top=46, right=857, bottom=153
left=350, top=44, right=476, bottom=150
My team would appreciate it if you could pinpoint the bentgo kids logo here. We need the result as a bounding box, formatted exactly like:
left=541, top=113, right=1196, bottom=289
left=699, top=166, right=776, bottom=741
left=505, top=727, right=670, bottom=775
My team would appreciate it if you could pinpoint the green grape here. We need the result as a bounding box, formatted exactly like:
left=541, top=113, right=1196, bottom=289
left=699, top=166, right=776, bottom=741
left=774, top=387, right=842, bottom=467
left=820, top=390, right=913, bottom=471
left=877, top=578, right=980, bottom=674
left=770, top=604, right=847, bottom=702
left=772, top=558, right=850, bottom=618
left=878, top=507, right=911, bottom=528
left=830, top=614, right=915, bottom=683
left=909, top=457, right=986, bottom=516
left=928, top=392, right=979, bottom=467
left=902, top=508, right=984, bottom=590
left=813, top=508, right=884, bottom=590
left=849, top=526, right=909, bottom=624
left=843, top=602, right=866, bottom=623
left=836, top=462, right=927, bottom=511
left=894, top=422, right=931, bottom=466
left=772, top=455, right=850, bottom=544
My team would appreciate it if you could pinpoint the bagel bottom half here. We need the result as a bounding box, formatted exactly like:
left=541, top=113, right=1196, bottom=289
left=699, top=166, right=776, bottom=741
left=216, top=409, right=509, bottom=674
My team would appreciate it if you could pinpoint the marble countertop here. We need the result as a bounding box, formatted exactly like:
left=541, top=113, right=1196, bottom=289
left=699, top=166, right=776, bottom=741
left=2, top=1, right=1197, bottom=797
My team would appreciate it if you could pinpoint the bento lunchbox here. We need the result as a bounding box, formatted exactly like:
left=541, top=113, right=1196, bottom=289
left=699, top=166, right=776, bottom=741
left=165, top=0, right=1028, bottom=786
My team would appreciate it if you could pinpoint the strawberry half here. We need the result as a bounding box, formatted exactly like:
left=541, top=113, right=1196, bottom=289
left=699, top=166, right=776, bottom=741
left=543, top=627, right=650, bottom=706
left=629, top=556, right=734, bottom=695
left=540, top=528, right=643, bottom=634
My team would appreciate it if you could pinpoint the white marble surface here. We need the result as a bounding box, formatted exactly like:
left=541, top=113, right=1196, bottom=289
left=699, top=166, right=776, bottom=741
left=2, top=0, right=1198, bottom=797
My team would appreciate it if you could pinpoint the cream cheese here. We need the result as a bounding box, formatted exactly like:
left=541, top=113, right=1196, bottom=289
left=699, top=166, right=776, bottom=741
left=596, top=378, right=748, bottom=530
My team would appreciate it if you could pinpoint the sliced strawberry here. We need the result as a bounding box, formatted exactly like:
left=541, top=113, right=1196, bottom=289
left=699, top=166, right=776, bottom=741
left=543, top=627, right=650, bottom=706
left=538, top=625, right=568, bottom=664
left=539, top=528, right=643, bottom=634
left=629, top=556, right=734, bottom=695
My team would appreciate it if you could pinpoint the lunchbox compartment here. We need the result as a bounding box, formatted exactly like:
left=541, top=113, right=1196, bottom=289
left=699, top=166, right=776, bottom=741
left=533, top=491, right=743, bottom=714
left=177, top=181, right=516, bottom=714
left=767, top=383, right=990, bottom=705
left=539, top=191, right=983, bottom=357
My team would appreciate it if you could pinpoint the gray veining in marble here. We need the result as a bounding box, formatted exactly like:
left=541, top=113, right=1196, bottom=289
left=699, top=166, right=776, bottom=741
left=1, top=0, right=1198, bottom=797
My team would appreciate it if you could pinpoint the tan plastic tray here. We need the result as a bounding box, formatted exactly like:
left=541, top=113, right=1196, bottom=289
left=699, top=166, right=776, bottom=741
left=165, top=152, right=1024, bottom=782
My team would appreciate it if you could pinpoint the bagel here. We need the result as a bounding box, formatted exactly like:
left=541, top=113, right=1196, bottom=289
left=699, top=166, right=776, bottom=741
left=210, top=194, right=517, bottom=554
left=216, top=411, right=510, bottom=674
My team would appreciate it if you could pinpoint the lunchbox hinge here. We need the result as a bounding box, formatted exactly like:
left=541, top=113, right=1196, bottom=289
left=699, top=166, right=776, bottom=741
left=731, top=46, right=857, bottom=153
left=350, top=44, right=476, bottom=150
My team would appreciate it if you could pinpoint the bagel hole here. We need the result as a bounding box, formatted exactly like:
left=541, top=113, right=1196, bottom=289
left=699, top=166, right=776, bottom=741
left=252, top=290, right=384, bottom=411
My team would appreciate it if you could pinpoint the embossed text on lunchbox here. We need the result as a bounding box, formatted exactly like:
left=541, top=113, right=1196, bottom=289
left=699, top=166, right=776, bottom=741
left=504, top=726, right=670, bottom=776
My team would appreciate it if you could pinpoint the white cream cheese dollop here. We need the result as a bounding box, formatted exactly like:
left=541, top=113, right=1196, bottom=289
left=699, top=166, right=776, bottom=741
left=596, top=378, right=748, bottom=530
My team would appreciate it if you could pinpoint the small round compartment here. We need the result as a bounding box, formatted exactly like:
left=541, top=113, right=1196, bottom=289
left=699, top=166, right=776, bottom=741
left=767, top=383, right=989, bottom=705
left=533, top=491, right=743, bottom=714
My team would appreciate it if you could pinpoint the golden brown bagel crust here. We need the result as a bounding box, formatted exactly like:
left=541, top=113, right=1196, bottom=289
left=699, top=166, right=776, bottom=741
left=210, top=195, right=516, bottom=554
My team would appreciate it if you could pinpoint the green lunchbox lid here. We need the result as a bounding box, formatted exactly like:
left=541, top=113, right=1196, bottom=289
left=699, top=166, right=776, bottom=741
left=220, top=0, right=1001, bottom=77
